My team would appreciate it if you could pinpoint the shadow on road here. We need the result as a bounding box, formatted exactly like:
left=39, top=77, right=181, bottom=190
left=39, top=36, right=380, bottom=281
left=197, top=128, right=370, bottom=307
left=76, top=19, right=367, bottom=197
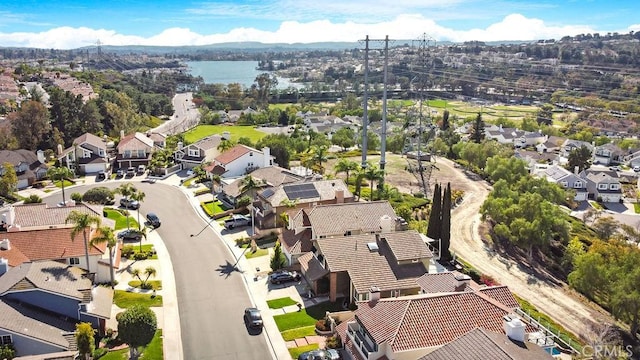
left=216, top=260, right=244, bottom=278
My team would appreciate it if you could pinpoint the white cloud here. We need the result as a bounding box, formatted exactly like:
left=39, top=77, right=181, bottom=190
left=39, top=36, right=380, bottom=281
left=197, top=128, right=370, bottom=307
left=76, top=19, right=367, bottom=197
left=0, top=14, right=602, bottom=49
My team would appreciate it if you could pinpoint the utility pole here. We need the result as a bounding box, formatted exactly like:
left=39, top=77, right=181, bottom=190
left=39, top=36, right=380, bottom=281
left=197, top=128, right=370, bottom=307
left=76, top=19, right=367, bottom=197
left=380, top=35, right=389, bottom=171
left=361, top=35, right=370, bottom=169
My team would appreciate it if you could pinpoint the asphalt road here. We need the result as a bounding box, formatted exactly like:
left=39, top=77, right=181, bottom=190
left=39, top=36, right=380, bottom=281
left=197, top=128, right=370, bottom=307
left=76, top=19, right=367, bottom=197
left=45, top=182, right=271, bottom=360
left=154, top=93, right=200, bottom=135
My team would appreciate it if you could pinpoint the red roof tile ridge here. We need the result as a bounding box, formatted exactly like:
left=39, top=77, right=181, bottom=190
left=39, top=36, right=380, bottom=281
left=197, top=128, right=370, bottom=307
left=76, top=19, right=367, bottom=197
left=473, top=288, right=514, bottom=313
left=388, top=298, right=412, bottom=348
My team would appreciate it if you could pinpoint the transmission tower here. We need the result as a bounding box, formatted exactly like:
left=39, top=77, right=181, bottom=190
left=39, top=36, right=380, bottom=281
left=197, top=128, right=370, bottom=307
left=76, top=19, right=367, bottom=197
left=410, top=33, right=436, bottom=196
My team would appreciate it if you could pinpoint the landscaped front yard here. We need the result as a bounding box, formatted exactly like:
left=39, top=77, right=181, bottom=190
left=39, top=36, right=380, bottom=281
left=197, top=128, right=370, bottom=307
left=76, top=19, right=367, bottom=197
left=99, top=329, right=163, bottom=360
left=113, top=290, right=163, bottom=308
left=104, top=208, right=140, bottom=230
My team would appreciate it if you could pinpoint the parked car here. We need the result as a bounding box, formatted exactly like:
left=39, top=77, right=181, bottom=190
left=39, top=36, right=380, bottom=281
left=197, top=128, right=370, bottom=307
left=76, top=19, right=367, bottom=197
left=146, top=212, right=161, bottom=228
left=120, top=198, right=140, bottom=209
left=96, top=170, right=109, bottom=181
left=297, top=349, right=340, bottom=360
left=117, top=229, right=143, bottom=241
left=137, top=165, right=146, bottom=174
left=115, top=169, right=124, bottom=178
left=224, top=214, right=251, bottom=229
left=243, top=307, right=263, bottom=329
left=269, top=270, right=301, bottom=284
left=126, top=167, right=136, bottom=177
left=634, top=166, right=640, bottom=172
left=609, top=166, right=621, bottom=171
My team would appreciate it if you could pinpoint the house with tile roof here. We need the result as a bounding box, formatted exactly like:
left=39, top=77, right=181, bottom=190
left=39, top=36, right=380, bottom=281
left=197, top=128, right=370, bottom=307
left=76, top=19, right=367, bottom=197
left=0, top=261, right=113, bottom=357
left=116, top=132, right=155, bottom=169
left=0, top=202, right=114, bottom=232
left=536, top=135, right=566, bottom=154
left=0, top=227, right=118, bottom=284
left=174, top=135, right=223, bottom=171
left=299, top=228, right=432, bottom=303
left=255, top=178, right=354, bottom=231
left=0, top=149, right=49, bottom=189
left=533, top=165, right=588, bottom=201
left=217, top=165, right=304, bottom=209
left=579, top=170, right=623, bottom=203
left=57, top=133, right=110, bottom=175
left=213, top=145, right=276, bottom=178
left=280, top=201, right=399, bottom=265
left=336, top=290, right=536, bottom=360
left=417, top=327, right=553, bottom=360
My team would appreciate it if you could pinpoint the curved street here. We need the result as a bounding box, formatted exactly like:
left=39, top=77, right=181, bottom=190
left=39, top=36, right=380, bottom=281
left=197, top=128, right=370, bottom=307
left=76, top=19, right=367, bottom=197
left=436, top=157, right=612, bottom=341
left=45, top=181, right=271, bottom=360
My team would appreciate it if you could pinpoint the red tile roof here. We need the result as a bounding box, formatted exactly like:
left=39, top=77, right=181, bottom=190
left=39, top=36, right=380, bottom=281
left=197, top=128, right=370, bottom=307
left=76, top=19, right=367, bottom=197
left=354, top=291, right=523, bottom=352
left=215, top=145, right=252, bottom=165
left=0, top=228, right=106, bottom=266
left=479, top=286, right=520, bottom=310
left=415, top=271, right=479, bottom=294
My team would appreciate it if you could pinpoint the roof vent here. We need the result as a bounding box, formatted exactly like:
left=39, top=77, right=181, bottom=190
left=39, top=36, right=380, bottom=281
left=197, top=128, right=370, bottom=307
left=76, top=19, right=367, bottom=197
left=367, top=242, right=379, bottom=252
left=0, top=239, right=9, bottom=251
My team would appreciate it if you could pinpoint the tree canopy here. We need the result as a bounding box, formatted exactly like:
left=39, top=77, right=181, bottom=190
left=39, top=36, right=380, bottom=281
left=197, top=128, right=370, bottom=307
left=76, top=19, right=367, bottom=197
left=117, top=305, right=158, bottom=359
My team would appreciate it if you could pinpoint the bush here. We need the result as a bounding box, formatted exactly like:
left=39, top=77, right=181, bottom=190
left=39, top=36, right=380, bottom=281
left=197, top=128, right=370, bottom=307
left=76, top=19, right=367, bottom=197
left=82, top=187, right=114, bottom=204
left=133, top=252, right=150, bottom=261
left=121, top=245, right=135, bottom=258
left=326, top=335, right=342, bottom=349
left=193, top=188, right=211, bottom=196
left=71, top=192, right=83, bottom=202
left=92, top=348, right=108, bottom=359
left=23, top=194, right=42, bottom=204
left=315, top=319, right=328, bottom=331
left=480, top=274, right=498, bottom=286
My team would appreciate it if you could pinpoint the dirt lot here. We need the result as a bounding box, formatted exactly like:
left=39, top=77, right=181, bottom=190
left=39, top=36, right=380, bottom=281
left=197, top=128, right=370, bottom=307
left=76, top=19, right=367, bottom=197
left=325, top=153, right=612, bottom=342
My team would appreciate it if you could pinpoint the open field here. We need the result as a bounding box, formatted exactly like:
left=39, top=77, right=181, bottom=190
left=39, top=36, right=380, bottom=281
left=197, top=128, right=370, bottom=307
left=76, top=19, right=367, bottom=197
left=183, top=125, right=266, bottom=144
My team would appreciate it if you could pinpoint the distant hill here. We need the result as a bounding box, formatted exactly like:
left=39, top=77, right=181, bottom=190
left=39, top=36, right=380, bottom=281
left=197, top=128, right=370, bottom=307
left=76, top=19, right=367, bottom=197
left=78, top=42, right=365, bottom=54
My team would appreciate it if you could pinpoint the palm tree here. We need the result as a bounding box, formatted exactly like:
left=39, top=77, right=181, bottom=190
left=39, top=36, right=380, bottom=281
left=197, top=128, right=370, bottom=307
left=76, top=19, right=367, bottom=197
left=115, top=183, right=137, bottom=229
left=48, top=166, right=74, bottom=206
left=136, top=225, right=148, bottom=252
left=363, top=163, right=385, bottom=201
left=132, top=266, right=157, bottom=289
left=130, top=190, right=146, bottom=229
left=217, top=139, right=235, bottom=152
left=240, top=175, right=261, bottom=201
left=310, top=145, right=328, bottom=174
left=66, top=210, right=101, bottom=276
left=91, top=226, right=117, bottom=288
left=334, top=158, right=359, bottom=186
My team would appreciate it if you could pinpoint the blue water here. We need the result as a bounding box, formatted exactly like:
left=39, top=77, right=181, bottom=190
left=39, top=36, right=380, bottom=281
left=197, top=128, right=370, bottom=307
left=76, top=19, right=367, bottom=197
left=544, top=346, right=561, bottom=356
left=185, top=61, right=296, bottom=89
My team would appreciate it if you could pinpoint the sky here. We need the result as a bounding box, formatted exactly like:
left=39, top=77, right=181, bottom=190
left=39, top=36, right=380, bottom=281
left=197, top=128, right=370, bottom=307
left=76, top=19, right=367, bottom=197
left=0, top=0, right=639, bottom=49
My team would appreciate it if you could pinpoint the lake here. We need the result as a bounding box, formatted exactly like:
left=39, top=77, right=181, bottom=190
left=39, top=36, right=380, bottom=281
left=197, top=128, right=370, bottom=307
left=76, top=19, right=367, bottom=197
left=185, top=61, right=298, bottom=89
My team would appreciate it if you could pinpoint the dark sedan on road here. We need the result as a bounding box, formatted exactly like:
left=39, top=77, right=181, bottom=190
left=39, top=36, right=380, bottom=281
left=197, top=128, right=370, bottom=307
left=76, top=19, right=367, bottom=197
left=243, top=308, right=263, bottom=329
left=146, top=212, right=161, bottom=228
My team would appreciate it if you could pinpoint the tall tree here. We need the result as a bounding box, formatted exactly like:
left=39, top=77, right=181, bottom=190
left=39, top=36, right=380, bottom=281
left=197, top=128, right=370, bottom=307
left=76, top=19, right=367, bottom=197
left=441, top=109, right=450, bottom=130
left=331, top=127, right=356, bottom=151
left=66, top=210, right=101, bottom=276
left=427, top=183, right=442, bottom=242
left=75, top=322, right=95, bottom=360
left=91, top=226, right=117, bottom=287
left=9, top=100, right=51, bottom=150
left=270, top=240, right=287, bottom=271
left=130, top=190, right=146, bottom=234
left=470, top=112, right=485, bottom=143
left=240, top=175, right=261, bottom=201
left=440, top=182, right=452, bottom=261
left=0, top=163, right=18, bottom=198
left=362, top=163, right=384, bottom=200
left=117, top=305, right=157, bottom=360
left=567, top=145, right=593, bottom=173
left=115, top=183, right=137, bottom=229
left=334, top=158, right=359, bottom=186
left=47, top=166, right=74, bottom=206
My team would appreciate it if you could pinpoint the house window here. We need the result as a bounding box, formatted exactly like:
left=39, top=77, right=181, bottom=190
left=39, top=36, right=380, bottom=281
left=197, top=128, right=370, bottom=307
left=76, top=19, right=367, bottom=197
left=574, top=181, right=582, bottom=188
left=247, top=162, right=254, bottom=167
left=83, top=150, right=91, bottom=158
left=344, top=231, right=352, bottom=236
left=99, top=149, right=105, bottom=157
left=249, top=152, right=253, bottom=156
left=188, top=148, right=199, bottom=157
left=560, top=181, right=568, bottom=187
left=610, top=184, right=620, bottom=190
left=0, top=335, right=11, bottom=346
left=124, top=150, right=131, bottom=158
left=598, top=184, right=608, bottom=190
left=70, top=258, right=80, bottom=265
left=137, top=150, right=146, bottom=157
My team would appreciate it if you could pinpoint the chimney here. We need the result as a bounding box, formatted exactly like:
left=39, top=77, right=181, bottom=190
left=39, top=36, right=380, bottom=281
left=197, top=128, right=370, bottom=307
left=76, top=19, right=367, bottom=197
left=379, top=215, right=394, bottom=233
left=0, top=239, right=10, bottom=250
left=0, top=258, right=8, bottom=276
left=36, top=149, right=45, bottom=163
left=262, top=147, right=271, bottom=167
left=57, top=144, right=63, bottom=155
left=120, top=130, right=125, bottom=140
left=177, top=141, right=183, bottom=150
left=369, top=286, right=381, bottom=303
left=454, top=274, right=471, bottom=291
left=503, top=315, right=526, bottom=342
left=334, top=189, right=344, bottom=204
left=574, top=166, right=579, bottom=175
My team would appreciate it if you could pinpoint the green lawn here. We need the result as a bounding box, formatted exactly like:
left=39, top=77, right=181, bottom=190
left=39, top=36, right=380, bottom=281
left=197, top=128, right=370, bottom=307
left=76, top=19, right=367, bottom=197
left=54, top=180, right=74, bottom=188
left=104, top=208, right=140, bottom=230
left=201, top=200, right=229, bottom=217
left=99, top=330, right=163, bottom=360
left=245, top=247, right=268, bottom=259
left=426, top=99, right=448, bottom=108
left=267, top=297, right=298, bottom=309
left=288, top=344, right=319, bottom=359
left=272, top=301, right=344, bottom=332
left=281, top=326, right=316, bottom=341
left=113, top=290, right=163, bottom=308
left=128, top=280, right=163, bottom=290
left=183, top=125, right=266, bottom=144
left=130, top=244, right=158, bottom=260
left=634, top=203, right=640, bottom=214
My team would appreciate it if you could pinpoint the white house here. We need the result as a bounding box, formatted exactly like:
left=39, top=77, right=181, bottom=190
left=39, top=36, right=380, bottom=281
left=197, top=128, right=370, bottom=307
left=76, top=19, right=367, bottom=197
left=57, top=133, right=110, bottom=174
left=534, top=165, right=588, bottom=201
left=213, top=145, right=275, bottom=178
